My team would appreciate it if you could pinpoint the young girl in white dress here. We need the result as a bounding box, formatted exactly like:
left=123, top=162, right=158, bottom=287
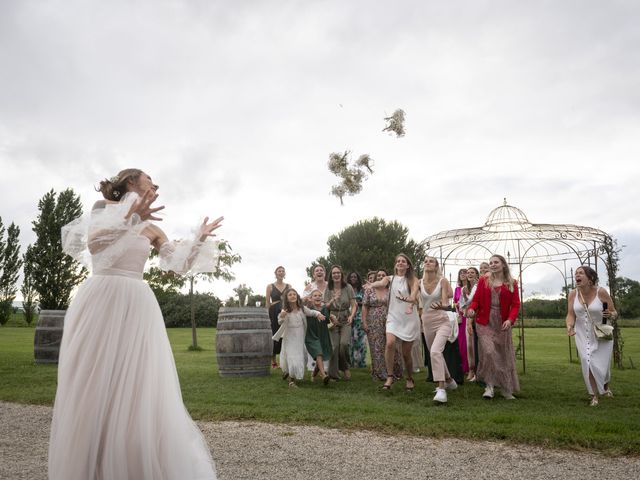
left=273, top=288, right=325, bottom=387
left=49, top=168, right=221, bottom=479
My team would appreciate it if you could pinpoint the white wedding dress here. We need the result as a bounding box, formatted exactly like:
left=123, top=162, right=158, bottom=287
left=49, top=193, right=217, bottom=479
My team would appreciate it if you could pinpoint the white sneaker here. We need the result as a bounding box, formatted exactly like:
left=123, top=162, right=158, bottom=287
left=482, top=386, right=494, bottom=399
left=445, top=378, right=458, bottom=391
left=433, top=388, right=447, bottom=403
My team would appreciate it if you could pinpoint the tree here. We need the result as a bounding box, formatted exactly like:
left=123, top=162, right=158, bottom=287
left=233, top=284, right=253, bottom=307
left=143, top=239, right=241, bottom=348
left=0, top=219, right=23, bottom=325
left=143, top=250, right=187, bottom=297
left=307, top=217, right=426, bottom=279
left=616, top=277, right=640, bottom=319
left=21, top=245, right=38, bottom=325
left=247, top=293, right=266, bottom=307
left=601, top=235, right=623, bottom=368
left=30, top=189, right=87, bottom=310
left=158, top=292, right=223, bottom=328
left=522, top=298, right=567, bottom=319
left=186, top=240, right=241, bottom=349
left=224, top=296, right=239, bottom=307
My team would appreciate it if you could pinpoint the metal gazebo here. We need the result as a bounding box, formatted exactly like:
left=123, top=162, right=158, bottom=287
left=420, top=199, right=610, bottom=372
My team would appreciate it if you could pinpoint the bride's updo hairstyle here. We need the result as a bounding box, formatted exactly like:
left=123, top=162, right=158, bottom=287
left=97, top=168, right=143, bottom=201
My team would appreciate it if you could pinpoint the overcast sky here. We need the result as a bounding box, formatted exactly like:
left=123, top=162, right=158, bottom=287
left=1, top=0, right=639, bottom=302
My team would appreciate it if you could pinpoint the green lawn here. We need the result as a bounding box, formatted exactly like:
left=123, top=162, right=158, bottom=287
left=1, top=323, right=639, bottom=455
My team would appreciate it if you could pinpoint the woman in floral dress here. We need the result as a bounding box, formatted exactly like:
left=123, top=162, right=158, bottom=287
left=348, top=271, right=368, bottom=368
left=362, top=270, right=403, bottom=380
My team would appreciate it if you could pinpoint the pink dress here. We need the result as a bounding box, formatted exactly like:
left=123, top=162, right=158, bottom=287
left=454, top=286, right=469, bottom=373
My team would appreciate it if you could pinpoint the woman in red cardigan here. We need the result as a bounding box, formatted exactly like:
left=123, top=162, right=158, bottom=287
left=467, top=254, right=520, bottom=400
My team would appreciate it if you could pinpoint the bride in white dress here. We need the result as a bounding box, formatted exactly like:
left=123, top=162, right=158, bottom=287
left=49, top=169, right=222, bottom=479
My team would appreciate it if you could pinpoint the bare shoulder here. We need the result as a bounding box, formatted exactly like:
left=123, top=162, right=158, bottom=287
left=598, top=287, right=613, bottom=302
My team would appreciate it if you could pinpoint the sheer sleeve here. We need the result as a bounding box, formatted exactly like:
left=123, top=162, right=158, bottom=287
left=158, top=230, right=220, bottom=275
left=61, top=192, right=149, bottom=272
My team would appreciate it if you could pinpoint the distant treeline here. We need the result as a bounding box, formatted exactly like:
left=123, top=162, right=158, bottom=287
left=522, top=298, right=567, bottom=319
left=523, top=276, right=640, bottom=319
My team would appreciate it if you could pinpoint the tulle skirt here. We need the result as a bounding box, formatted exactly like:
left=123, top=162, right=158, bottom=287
left=48, top=272, right=216, bottom=479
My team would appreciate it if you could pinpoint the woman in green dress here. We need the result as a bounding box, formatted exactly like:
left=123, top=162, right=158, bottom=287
left=305, top=289, right=333, bottom=385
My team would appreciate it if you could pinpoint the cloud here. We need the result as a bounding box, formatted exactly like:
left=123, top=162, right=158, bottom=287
left=1, top=0, right=639, bottom=301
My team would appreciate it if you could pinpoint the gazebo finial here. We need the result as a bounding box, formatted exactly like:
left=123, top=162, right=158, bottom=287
left=503, top=197, right=507, bottom=206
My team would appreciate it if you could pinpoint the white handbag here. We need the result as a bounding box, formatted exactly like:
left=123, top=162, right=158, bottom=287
left=446, top=311, right=459, bottom=343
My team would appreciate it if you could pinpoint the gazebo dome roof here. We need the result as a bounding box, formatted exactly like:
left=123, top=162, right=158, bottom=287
left=421, top=199, right=609, bottom=266
left=483, top=199, right=531, bottom=232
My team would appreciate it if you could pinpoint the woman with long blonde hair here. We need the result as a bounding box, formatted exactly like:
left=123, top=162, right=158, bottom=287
left=420, top=257, right=458, bottom=403
left=467, top=254, right=520, bottom=400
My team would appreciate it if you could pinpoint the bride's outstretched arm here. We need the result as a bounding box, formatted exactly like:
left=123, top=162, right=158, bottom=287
left=158, top=215, right=224, bottom=275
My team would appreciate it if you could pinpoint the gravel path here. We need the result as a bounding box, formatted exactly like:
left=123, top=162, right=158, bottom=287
left=2, top=401, right=638, bottom=480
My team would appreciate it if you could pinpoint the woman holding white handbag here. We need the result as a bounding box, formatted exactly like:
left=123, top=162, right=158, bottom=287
left=566, top=266, right=618, bottom=406
left=420, top=257, right=458, bottom=404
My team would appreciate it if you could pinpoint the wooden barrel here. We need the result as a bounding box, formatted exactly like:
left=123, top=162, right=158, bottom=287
left=216, top=307, right=271, bottom=377
left=34, top=310, right=66, bottom=364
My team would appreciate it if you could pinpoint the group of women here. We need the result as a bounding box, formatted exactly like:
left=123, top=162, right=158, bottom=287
left=266, top=254, right=524, bottom=403
left=267, top=255, right=618, bottom=408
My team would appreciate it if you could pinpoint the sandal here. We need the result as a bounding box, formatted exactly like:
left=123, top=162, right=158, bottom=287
left=322, top=374, right=331, bottom=386
left=311, top=366, right=319, bottom=383
left=603, top=389, right=614, bottom=398
left=282, top=372, right=289, bottom=381
left=405, top=377, right=415, bottom=392
left=288, top=380, right=297, bottom=388
left=382, top=377, right=394, bottom=390
left=590, top=396, right=599, bottom=407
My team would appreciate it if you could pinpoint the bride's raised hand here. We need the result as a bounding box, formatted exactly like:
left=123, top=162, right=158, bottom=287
left=126, top=190, right=165, bottom=221
left=198, top=216, right=224, bottom=241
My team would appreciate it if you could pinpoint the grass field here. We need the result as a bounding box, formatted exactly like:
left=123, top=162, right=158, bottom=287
left=1, top=319, right=638, bottom=455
